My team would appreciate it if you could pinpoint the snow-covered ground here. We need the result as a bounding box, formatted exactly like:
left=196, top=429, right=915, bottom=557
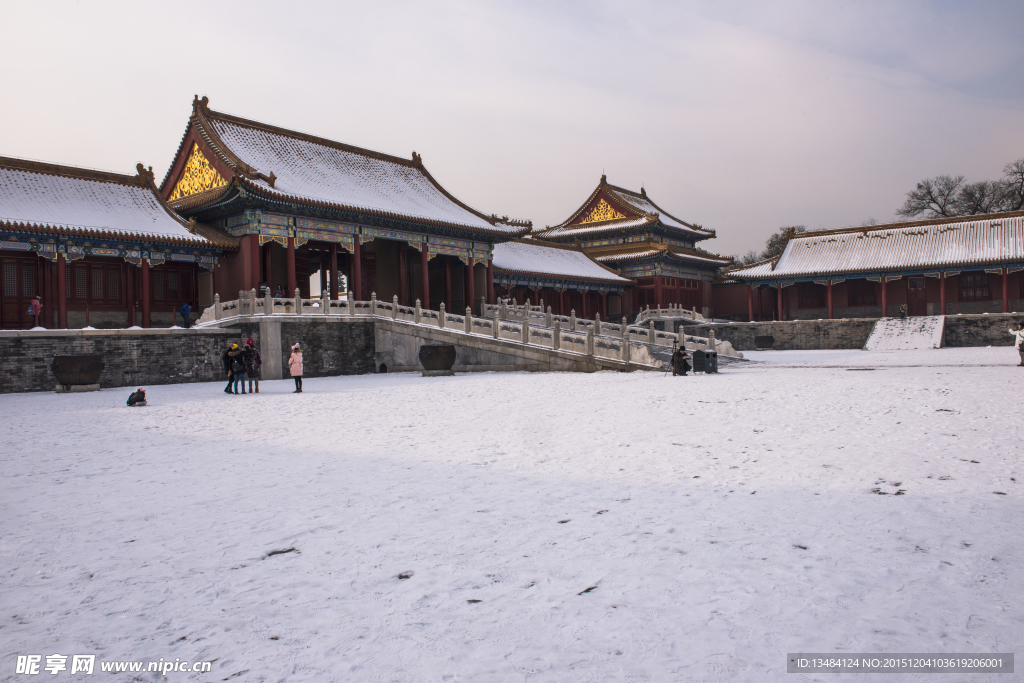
left=2, top=349, right=1021, bottom=682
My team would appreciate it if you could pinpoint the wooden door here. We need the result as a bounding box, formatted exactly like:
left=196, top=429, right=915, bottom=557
left=360, top=252, right=376, bottom=299
left=1, top=257, right=38, bottom=329
left=907, top=277, right=927, bottom=316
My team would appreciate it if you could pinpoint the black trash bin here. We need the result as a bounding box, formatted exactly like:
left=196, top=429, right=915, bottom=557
left=692, top=349, right=718, bottom=374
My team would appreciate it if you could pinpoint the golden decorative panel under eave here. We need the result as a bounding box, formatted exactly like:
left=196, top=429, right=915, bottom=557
left=579, top=198, right=627, bottom=224
left=169, top=143, right=228, bottom=201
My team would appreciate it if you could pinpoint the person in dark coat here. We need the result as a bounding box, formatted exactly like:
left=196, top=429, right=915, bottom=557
left=243, top=337, right=262, bottom=393
left=228, top=343, right=247, bottom=394
left=126, top=388, right=147, bottom=406
left=179, top=302, right=192, bottom=328
left=671, top=346, right=691, bottom=376
left=222, top=344, right=239, bottom=394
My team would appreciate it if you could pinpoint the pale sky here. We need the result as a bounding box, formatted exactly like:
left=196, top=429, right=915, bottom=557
left=2, top=0, right=1022, bottom=257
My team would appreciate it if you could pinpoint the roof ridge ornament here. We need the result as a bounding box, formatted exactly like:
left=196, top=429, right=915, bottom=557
left=412, top=151, right=423, bottom=167
left=192, top=95, right=210, bottom=115
left=135, top=163, right=156, bottom=187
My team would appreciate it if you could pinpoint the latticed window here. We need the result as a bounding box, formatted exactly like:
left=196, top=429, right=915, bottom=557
left=92, top=269, right=104, bottom=301
left=798, top=282, right=826, bottom=308
left=848, top=280, right=876, bottom=306
left=960, top=273, right=990, bottom=301
left=65, top=264, right=124, bottom=302
left=74, top=267, right=88, bottom=299
left=153, top=271, right=165, bottom=301
left=107, top=269, right=120, bottom=300
left=2, top=263, right=15, bottom=296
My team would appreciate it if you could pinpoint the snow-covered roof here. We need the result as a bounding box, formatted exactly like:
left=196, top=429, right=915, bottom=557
left=163, top=97, right=530, bottom=236
left=535, top=178, right=714, bottom=241
left=0, top=157, right=219, bottom=245
left=538, top=216, right=655, bottom=239
left=587, top=241, right=732, bottom=266
left=493, top=240, right=631, bottom=283
left=728, top=213, right=1024, bottom=280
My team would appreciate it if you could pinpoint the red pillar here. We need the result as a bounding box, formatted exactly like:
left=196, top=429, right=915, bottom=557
left=141, top=260, right=151, bottom=329
left=602, top=292, right=608, bottom=319
left=125, top=265, right=134, bottom=327
left=757, top=286, right=763, bottom=321
left=444, top=256, right=452, bottom=308
left=286, top=236, right=297, bottom=296
left=250, top=234, right=261, bottom=291
left=1003, top=269, right=1009, bottom=313
left=881, top=279, right=888, bottom=317
left=559, top=289, right=565, bottom=315
left=213, top=263, right=219, bottom=300
left=939, top=272, right=946, bottom=315
left=827, top=281, right=834, bottom=319
left=486, top=258, right=494, bottom=304
left=466, top=258, right=475, bottom=312
left=776, top=285, right=783, bottom=321
left=329, top=244, right=339, bottom=300
left=352, top=236, right=361, bottom=300
left=56, top=253, right=67, bottom=329
left=420, top=245, right=430, bottom=308
left=398, top=246, right=407, bottom=305
left=654, top=276, right=663, bottom=308
left=747, top=284, right=754, bottom=322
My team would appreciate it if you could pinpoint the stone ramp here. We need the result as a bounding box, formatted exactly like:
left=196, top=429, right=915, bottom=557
left=864, top=316, right=944, bottom=351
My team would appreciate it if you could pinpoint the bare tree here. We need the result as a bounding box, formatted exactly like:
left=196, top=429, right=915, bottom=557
left=896, top=157, right=1024, bottom=219
left=954, top=180, right=1006, bottom=215
left=739, top=249, right=761, bottom=265
left=896, top=175, right=965, bottom=218
left=1002, top=158, right=1024, bottom=212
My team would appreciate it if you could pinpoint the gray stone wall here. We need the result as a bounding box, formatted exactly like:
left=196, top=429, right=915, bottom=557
left=684, top=313, right=1024, bottom=351
left=0, top=328, right=236, bottom=394
left=230, top=318, right=376, bottom=379
left=942, top=313, right=1024, bottom=347
left=681, top=319, right=878, bottom=351
left=373, top=318, right=610, bottom=373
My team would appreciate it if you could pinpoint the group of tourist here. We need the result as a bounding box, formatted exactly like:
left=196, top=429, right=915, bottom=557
left=222, top=338, right=263, bottom=394
left=221, top=339, right=305, bottom=394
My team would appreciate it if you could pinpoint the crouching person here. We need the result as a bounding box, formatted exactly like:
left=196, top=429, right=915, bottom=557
left=126, top=388, right=147, bottom=406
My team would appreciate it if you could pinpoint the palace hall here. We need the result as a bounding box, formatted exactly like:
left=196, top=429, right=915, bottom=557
left=720, top=213, right=1024, bottom=321
left=532, top=176, right=731, bottom=319
left=161, top=96, right=530, bottom=314
left=490, top=239, right=632, bottom=319
left=0, top=156, right=231, bottom=330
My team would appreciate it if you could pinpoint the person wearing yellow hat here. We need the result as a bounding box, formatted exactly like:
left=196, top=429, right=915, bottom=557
left=222, top=343, right=244, bottom=394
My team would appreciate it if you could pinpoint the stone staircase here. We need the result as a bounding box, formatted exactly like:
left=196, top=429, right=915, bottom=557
left=864, top=316, right=945, bottom=351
